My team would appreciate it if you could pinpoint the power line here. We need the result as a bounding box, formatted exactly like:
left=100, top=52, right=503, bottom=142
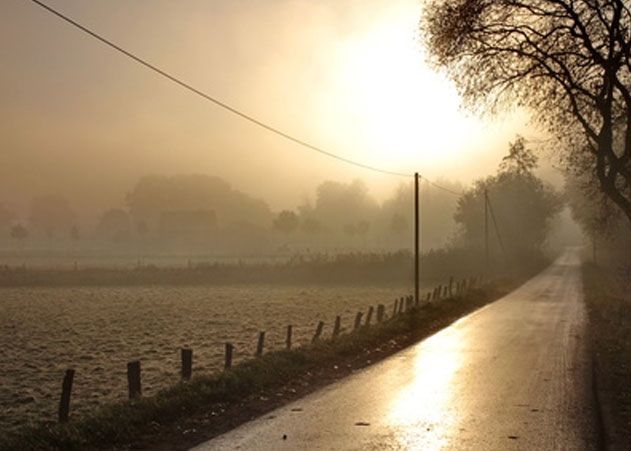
left=29, top=0, right=470, bottom=198
left=427, top=179, right=463, bottom=196
left=29, top=0, right=412, bottom=178
left=421, top=177, right=463, bottom=196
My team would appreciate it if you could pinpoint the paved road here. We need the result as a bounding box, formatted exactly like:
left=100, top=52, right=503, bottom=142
left=194, top=250, right=599, bottom=450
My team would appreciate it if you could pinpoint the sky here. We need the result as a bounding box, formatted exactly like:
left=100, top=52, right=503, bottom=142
left=0, top=0, right=539, bottom=224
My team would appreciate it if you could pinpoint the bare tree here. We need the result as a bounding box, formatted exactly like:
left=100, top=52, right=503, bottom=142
left=422, top=0, right=631, bottom=222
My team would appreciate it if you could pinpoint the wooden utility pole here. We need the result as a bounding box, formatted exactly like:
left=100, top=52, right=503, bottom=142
left=414, top=172, right=420, bottom=304
left=484, top=187, right=489, bottom=271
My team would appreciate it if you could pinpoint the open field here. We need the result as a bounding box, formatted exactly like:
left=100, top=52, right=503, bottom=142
left=0, top=275, right=515, bottom=451
left=0, top=282, right=421, bottom=433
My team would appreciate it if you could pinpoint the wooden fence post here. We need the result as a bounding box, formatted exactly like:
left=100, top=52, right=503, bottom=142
left=225, top=343, right=233, bottom=370
left=426, top=292, right=431, bottom=303
left=256, top=331, right=265, bottom=357
left=127, top=360, right=141, bottom=399
left=286, top=325, right=293, bottom=350
left=377, top=304, right=385, bottom=322
left=449, top=276, right=454, bottom=296
left=354, top=312, right=363, bottom=330
left=392, top=299, right=398, bottom=317
left=332, top=316, right=341, bottom=338
left=399, top=297, right=405, bottom=314
left=365, top=306, right=374, bottom=326
left=181, top=348, right=192, bottom=380
left=58, top=368, right=74, bottom=423
left=443, top=286, right=449, bottom=298
left=312, top=321, right=324, bottom=343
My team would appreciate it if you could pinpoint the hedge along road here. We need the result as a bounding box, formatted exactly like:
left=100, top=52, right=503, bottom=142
left=192, top=249, right=599, bottom=450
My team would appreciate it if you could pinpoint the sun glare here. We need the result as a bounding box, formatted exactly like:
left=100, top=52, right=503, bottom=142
left=318, top=4, right=480, bottom=173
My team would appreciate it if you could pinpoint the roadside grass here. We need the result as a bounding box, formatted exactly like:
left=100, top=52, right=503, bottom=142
left=0, top=277, right=522, bottom=451
left=582, top=263, right=631, bottom=449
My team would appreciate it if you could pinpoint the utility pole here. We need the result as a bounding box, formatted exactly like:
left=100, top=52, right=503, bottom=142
left=484, top=187, right=489, bottom=271
left=414, top=172, right=420, bottom=304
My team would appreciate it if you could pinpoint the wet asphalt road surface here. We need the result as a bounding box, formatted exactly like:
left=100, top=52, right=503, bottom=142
left=193, top=250, right=599, bottom=450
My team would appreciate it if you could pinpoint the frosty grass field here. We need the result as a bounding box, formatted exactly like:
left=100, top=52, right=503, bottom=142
left=0, top=283, right=412, bottom=432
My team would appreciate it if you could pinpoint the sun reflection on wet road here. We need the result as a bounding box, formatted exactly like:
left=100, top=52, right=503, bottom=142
left=387, top=327, right=464, bottom=449
left=196, top=251, right=598, bottom=450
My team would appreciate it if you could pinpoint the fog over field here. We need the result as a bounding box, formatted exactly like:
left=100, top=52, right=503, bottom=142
left=4, top=0, right=631, bottom=448
left=0, top=0, right=536, bottom=225
left=1, top=0, right=581, bottom=263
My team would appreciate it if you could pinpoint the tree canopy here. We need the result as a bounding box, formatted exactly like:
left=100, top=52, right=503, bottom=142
left=273, top=210, right=300, bottom=234
left=455, top=138, right=562, bottom=258
left=126, top=174, right=273, bottom=228
left=423, top=0, right=631, bottom=222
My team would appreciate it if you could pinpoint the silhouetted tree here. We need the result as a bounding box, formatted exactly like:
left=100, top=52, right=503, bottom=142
left=380, top=180, right=461, bottom=250
left=423, top=0, right=631, bottom=222
left=499, top=136, right=538, bottom=175
left=126, top=174, right=273, bottom=228
left=455, top=138, right=562, bottom=256
left=301, top=218, right=323, bottom=235
left=29, top=195, right=75, bottom=239
left=10, top=224, right=28, bottom=246
left=0, top=203, right=15, bottom=233
left=96, top=208, right=131, bottom=241
left=565, top=172, right=620, bottom=262
left=273, top=210, right=299, bottom=234
left=390, top=213, right=408, bottom=235
left=308, top=180, right=379, bottom=233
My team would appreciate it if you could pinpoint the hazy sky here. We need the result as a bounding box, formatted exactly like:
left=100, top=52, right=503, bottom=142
left=1, top=0, right=538, bottom=223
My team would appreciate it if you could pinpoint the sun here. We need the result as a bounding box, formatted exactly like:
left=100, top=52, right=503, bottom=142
left=314, top=3, right=481, bottom=174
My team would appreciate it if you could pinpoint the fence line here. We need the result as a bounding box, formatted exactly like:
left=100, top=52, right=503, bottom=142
left=55, top=274, right=484, bottom=422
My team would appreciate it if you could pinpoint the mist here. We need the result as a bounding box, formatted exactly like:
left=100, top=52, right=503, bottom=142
left=7, top=2, right=625, bottom=447
left=1, top=0, right=534, bottom=228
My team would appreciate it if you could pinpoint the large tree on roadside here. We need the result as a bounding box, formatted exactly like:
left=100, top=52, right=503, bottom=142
left=422, top=0, right=631, bottom=222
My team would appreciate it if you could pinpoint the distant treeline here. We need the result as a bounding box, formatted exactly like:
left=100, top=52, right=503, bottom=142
left=0, top=248, right=548, bottom=287
left=0, top=174, right=463, bottom=256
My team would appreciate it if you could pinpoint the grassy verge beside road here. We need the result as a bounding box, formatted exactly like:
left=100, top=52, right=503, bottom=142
left=0, top=275, right=531, bottom=451
left=583, top=263, right=631, bottom=449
